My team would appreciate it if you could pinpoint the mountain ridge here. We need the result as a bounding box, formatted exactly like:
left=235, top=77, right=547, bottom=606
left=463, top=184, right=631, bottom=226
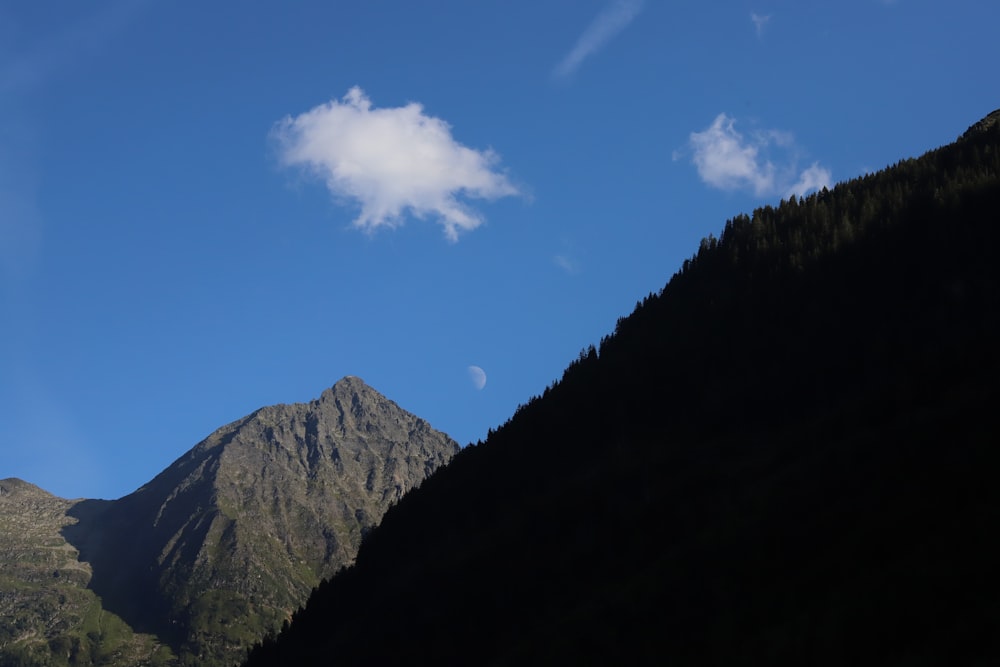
left=1, top=376, right=459, bottom=667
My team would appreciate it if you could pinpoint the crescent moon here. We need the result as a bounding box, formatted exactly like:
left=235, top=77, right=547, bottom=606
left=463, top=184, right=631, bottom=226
left=467, top=365, right=487, bottom=390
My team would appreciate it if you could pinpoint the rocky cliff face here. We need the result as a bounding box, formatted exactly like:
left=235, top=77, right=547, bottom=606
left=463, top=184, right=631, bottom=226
left=1, top=377, right=459, bottom=666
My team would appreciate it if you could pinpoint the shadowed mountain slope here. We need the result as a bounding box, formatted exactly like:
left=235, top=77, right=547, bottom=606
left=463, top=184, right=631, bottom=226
left=244, top=112, right=1000, bottom=666
left=0, top=480, right=172, bottom=666
left=1, top=377, right=458, bottom=667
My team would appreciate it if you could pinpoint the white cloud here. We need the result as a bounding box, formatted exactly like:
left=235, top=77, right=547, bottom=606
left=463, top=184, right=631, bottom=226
left=786, top=163, right=832, bottom=198
left=751, top=13, right=770, bottom=38
left=688, top=113, right=831, bottom=198
left=689, top=114, right=776, bottom=196
left=272, top=87, right=519, bottom=242
left=553, top=0, right=644, bottom=79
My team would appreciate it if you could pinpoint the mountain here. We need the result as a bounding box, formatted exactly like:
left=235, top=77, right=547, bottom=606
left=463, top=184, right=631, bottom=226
left=0, top=377, right=459, bottom=667
left=0, top=481, right=170, bottom=667
left=244, top=112, right=1000, bottom=666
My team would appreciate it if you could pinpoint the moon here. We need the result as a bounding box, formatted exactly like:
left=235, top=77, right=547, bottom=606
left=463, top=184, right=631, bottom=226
left=467, top=365, right=487, bottom=390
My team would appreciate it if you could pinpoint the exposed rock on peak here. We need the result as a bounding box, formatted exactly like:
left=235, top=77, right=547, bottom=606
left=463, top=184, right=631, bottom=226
left=960, top=108, right=1000, bottom=139
left=0, top=477, right=56, bottom=497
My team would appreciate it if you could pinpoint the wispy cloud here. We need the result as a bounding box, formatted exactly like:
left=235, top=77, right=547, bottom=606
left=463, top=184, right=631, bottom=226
left=553, top=254, right=581, bottom=275
left=687, top=113, right=832, bottom=198
left=751, top=13, right=771, bottom=38
left=0, top=1, right=149, bottom=94
left=553, top=0, right=644, bottom=79
left=1, top=2, right=149, bottom=279
left=272, top=87, right=520, bottom=242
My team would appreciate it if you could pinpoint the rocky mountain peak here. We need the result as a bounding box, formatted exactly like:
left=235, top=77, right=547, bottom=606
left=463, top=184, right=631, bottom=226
left=0, top=379, right=460, bottom=667
left=318, top=375, right=386, bottom=411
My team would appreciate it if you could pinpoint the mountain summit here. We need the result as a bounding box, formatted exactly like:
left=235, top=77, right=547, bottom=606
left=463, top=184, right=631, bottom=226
left=1, top=377, right=458, bottom=666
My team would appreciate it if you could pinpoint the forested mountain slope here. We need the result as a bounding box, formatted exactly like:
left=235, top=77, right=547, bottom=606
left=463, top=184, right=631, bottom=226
left=245, top=111, right=1000, bottom=666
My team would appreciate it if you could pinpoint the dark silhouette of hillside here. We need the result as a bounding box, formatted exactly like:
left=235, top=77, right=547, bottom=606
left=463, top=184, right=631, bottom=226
left=244, top=111, right=1000, bottom=666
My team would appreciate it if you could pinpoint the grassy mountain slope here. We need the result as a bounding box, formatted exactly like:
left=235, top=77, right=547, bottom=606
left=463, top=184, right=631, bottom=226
left=1, top=377, right=458, bottom=667
left=244, top=111, right=1000, bottom=666
left=0, top=480, right=173, bottom=666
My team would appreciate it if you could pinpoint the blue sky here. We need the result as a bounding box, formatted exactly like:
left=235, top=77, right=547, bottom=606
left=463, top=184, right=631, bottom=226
left=2, top=0, right=996, bottom=500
